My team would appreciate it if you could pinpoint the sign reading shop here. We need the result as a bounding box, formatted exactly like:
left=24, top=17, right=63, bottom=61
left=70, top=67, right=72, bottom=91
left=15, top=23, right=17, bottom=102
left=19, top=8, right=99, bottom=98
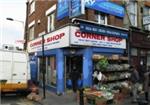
left=71, top=26, right=126, bottom=49
left=80, top=23, right=128, bottom=39
left=28, top=26, right=127, bottom=53
left=28, top=26, right=70, bottom=53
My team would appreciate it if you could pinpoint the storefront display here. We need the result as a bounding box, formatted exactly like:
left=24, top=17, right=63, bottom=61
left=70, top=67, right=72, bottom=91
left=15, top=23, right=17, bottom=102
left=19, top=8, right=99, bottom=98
left=28, top=23, right=128, bottom=94
left=86, top=54, right=131, bottom=104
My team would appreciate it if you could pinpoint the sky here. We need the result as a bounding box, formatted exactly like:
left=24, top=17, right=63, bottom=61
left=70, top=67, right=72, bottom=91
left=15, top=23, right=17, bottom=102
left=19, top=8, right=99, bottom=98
left=0, top=0, right=26, bottom=49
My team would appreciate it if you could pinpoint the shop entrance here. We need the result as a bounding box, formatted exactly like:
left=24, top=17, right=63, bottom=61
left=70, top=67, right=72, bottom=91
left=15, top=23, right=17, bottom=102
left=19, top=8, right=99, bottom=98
left=65, top=55, right=83, bottom=91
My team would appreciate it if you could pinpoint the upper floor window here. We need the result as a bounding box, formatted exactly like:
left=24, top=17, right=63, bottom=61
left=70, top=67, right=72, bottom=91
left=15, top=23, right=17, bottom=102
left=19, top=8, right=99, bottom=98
left=30, top=1, right=35, bottom=14
left=47, top=12, right=55, bottom=32
left=29, top=26, right=34, bottom=40
left=143, top=6, right=150, bottom=30
left=95, top=11, right=107, bottom=25
left=127, top=1, right=137, bottom=26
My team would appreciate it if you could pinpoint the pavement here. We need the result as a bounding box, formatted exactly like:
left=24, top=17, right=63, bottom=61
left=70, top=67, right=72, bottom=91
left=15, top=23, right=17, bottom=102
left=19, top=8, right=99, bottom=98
left=37, top=88, right=150, bottom=105
left=37, top=89, right=78, bottom=105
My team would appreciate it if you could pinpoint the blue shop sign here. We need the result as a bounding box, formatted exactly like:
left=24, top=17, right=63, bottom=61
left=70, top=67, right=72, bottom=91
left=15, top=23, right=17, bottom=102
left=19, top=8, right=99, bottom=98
left=70, top=0, right=82, bottom=18
left=57, top=0, right=69, bottom=20
left=85, top=0, right=125, bottom=18
left=80, top=23, right=128, bottom=39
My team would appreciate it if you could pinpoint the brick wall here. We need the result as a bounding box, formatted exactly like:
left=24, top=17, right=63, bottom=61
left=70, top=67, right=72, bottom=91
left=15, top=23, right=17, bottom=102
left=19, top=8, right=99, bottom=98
left=26, top=0, right=124, bottom=41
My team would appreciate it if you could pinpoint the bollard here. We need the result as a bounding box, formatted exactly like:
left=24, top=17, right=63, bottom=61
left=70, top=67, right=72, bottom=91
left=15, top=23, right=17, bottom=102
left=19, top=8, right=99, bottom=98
left=79, top=88, right=84, bottom=105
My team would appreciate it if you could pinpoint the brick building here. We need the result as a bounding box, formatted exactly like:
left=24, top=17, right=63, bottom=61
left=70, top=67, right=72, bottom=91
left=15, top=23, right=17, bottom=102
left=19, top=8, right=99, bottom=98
left=25, top=0, right=150, bottom=94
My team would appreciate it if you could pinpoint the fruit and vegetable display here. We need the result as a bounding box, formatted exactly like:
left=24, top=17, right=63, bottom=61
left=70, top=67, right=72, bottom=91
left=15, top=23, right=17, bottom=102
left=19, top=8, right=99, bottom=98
left=96, top=57, right=109, bottom=71
left=90, top=55, right=131, bottom=103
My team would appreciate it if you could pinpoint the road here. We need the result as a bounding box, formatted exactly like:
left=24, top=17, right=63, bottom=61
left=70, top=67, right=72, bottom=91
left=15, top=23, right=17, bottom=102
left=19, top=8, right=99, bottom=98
left=1, top=93, right=41, bottom=105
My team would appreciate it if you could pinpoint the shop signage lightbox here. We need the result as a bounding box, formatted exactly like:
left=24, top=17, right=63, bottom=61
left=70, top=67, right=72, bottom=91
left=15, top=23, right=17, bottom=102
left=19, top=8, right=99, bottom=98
left=80, top=23, right=128, bottom=39
left=69, top=0, right=85, bottom=18
left=71, top=26, right=126, bottom=49
left=27, top=26, right=70, bottom=53
left=57, top=0, right=69, bottom=20
left=85, top=0, right=125, bottom=18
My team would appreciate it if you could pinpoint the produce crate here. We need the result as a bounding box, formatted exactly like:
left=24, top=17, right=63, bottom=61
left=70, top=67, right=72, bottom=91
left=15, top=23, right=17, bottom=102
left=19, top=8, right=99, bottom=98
left=113, top=92, right=124, bottom=105
left=95, top=97, right=107, bottom=105
left=121, top=87, right=130, bottom=97
left=86, top=94, right=96, bottom=105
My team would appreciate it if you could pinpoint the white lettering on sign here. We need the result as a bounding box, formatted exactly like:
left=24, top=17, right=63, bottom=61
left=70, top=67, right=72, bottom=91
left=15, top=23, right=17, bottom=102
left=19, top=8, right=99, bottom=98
left=143, top=16, right=150, bottom=25
left=71, top=26, right=126, bottom=49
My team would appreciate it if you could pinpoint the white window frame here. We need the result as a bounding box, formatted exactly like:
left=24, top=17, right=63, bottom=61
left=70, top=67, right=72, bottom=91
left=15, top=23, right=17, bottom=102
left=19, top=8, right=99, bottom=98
left=29, top=25, right=34, bottom=40
left=127, top=1, right=137, bottom=26
left=143, top=6, right=150, bottom=30
left=95, top=11, right=107, bottom=25
left=28, top=20, right=35, bottom=40
left=29, top=1, right=35, bottom=15
left=47, top=12, right=55, bottom=32
left=45, top=5, right=56, bottom=33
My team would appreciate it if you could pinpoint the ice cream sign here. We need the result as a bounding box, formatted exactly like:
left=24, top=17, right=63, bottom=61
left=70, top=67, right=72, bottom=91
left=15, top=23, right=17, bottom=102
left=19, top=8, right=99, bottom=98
left=71, top=26, right=126, bottom=49
left=28, top=26, right=70, bottom=52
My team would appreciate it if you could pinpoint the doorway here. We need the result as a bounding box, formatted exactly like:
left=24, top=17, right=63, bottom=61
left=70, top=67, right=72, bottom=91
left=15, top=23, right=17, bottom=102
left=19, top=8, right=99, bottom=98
left=65, top=55, right=83, bottom=91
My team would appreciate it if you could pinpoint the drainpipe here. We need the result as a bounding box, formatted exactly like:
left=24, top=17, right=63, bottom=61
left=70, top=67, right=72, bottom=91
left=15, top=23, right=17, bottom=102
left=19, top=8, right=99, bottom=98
left=24, top=1, right=29, bottom=50
left=122, top=0, right=132, bottom=65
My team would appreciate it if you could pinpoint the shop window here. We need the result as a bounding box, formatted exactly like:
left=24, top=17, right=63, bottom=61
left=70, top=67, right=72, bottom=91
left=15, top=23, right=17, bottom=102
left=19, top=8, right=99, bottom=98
left=47, top=56, right=56, bottom=87
left=29, top=26, right=34, bottom=40
left=131, top=48, right=137, bottom=56
left=127, top=1, right=137, bottom=26
left=143, top=6, right=150, bottom=30
left=95, top=11, right=107, bottom=25
left=147, top=56, right=150, bottom=66
left=47, top=12, right=55, bottom=32
left=29, top=1, right=35, bottom=14
left=140, top=50, right=146, bottom=56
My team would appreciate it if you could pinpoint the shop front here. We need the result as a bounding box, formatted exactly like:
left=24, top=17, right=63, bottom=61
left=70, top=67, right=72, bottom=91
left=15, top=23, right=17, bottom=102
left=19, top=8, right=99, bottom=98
left=130, top=27, right=150, bottom=73
left=27, top=23, right=128, bottom=94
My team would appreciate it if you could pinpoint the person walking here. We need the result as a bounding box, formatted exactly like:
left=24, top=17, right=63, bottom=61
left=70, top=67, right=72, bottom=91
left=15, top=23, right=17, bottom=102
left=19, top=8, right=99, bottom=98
left=130, top=65, right=140, bottom=103
left=70, top=66, right=80, bottom=93
left=143, top=66, right=150, bottom=101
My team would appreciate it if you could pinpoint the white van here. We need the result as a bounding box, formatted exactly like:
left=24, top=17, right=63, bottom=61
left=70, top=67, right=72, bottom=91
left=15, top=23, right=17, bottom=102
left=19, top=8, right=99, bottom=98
left=0, top=45, right=31, bottom=92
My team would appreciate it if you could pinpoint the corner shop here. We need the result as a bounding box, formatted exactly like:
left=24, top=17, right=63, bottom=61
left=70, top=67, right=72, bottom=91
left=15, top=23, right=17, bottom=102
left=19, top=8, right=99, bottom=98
left=28, top=22, right=128, bottom=94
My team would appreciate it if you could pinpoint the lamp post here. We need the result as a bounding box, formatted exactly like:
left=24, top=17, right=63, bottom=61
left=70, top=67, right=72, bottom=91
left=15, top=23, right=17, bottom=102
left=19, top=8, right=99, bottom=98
left=6, top=17, right=25, bottom=49
left=42, top=35, right=46, bottom=99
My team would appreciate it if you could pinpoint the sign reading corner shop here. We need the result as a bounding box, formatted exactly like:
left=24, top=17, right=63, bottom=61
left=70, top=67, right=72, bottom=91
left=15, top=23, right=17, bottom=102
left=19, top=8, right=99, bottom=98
left=27, top=26, right=70, bottom=53
left=80, top=23, right=128, bottom=39
left=71, top=26, right=126, bottom=49
left=28, top=26, right=127, bottom=53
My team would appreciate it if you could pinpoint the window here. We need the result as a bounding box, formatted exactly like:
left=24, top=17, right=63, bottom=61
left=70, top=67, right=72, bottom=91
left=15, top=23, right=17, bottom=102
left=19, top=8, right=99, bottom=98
left=143, top=7, right=150, bottom=30
left=47, top=13, right=55, bottom=32
left=95, top=11, right=107, bottom=25
left=29, top=26, right=34, bottom=40
left=131, top=48, right=137, bottom=56
left=30, top=1, right=35, bottom=14
left=147, top=51, right=150, bottom=66
left=127, top=1, right=137, bottom=26
left=47, top=56, right=56, bottom=87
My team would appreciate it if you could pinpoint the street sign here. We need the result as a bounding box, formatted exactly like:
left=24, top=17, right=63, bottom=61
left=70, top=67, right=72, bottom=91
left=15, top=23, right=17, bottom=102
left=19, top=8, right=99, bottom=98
left=143, top=15, right=150, bottom=25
